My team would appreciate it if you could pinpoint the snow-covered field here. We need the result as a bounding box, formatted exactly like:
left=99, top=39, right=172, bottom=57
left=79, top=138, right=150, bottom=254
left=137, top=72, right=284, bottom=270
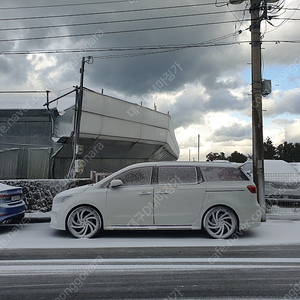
left=0, top=219, right=299, bottom=249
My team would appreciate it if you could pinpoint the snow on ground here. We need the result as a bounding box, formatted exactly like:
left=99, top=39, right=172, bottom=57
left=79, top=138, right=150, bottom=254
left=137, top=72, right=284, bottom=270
left=0, top=219, right=299, bottom=249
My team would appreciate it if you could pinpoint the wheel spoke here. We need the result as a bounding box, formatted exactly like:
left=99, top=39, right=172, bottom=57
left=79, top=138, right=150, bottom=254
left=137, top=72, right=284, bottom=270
left=223, top=220, right=233, bottom=227
left=214, top=226, right=223, bottom=236
left=223, top=223, right=232, bottom=234
left=88, top=223, right=95, bottom=233
left=71, top=224, right=85, bottom=229
left=207, top=219, right=217, bottom=227
left=219, top=226, right=225, bottom=237
left=79, top=210, right=86, bottom=220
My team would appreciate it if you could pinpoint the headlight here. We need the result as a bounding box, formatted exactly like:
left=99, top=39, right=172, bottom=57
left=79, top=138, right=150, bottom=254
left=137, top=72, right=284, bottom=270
left=53, top=195, right=73, bottom=204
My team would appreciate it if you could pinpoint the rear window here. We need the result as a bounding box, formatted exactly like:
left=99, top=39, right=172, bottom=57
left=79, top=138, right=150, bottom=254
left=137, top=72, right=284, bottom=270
left=200, top=166, right=248, bottom=182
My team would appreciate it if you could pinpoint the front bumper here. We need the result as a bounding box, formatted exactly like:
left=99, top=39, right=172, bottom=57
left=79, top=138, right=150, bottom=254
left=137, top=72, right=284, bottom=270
left=50, top=202, right=69, bottom=231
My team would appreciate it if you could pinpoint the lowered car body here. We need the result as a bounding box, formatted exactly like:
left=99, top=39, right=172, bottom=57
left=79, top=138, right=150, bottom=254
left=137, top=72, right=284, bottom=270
left=50, top=162, right=261, bottom=239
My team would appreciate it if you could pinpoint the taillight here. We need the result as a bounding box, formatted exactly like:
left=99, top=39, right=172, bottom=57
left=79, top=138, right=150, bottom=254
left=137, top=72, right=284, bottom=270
left=0, top=193, right=10, bottom=200
left=0, top=188, right=22, bottom=201
left=247, top=185, right=257, bottom=194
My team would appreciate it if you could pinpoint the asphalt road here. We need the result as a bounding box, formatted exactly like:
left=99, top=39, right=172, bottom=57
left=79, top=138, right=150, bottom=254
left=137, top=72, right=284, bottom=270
left=0, top=244, right=299, bottom=260
left=0, top=263, right=299, bottom=300
left=0, top=245, right=300, bottom=300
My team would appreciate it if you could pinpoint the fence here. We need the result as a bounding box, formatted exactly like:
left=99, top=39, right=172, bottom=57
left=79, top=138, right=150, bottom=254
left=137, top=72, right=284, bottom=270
left=264, top=173, right=300, bottom=213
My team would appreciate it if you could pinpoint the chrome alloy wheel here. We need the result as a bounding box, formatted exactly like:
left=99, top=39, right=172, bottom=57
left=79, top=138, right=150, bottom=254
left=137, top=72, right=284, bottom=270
left=67, top=206, right=101, bottom=238
left=203, top=206, right=238, bottom=239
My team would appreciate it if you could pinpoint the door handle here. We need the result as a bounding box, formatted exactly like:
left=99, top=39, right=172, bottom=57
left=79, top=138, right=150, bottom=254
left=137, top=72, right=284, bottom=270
left=138, top=192, right=152, bottom=196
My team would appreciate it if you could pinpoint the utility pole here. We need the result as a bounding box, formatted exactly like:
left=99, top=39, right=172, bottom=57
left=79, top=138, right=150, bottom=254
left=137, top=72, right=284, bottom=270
left=250, top=0, right=266, bottom=221
left=68, top=56, right=93, bottom=178
left=73, top=57, right=85, bottom=154
left=229, top=0, right=275, bottom=221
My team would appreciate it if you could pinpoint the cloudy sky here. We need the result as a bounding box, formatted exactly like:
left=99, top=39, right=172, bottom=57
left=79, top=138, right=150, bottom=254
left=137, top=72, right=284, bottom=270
left=1, top=0, right=300, bottom=160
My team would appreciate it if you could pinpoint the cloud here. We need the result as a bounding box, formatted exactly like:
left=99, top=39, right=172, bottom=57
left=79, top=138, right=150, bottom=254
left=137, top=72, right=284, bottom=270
left=263, top=88, right=300, bottom=117
left=174, top=112, right=252, bottom=160
left=211, top=122, right=251, bottom=142
left=285, top=119, right=300, bottom=142
left=1, top=0, right=300, bottom=159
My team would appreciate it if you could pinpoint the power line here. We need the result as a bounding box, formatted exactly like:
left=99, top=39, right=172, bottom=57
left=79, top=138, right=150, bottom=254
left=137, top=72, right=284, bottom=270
left=0, top=0, right=142, bottom=10
left=284, top=7, right=300, bottom=11
left=227, top=0, right=249, bottom=30
left=3, top=33, right=300, bottom=56
left=4, top=39, right=300, bottom=56
left=91, top=30, right=244, bottom=58
left=0, top=46, right=231, bottom=55
left=0, top=91, right=47, bottom=93
left=262, top=2, right=300, bottom=35
left=0, top=20, right=243, bottom=43
left=272, top=17, right=300, bottom=21
left=0, top=3, right=232, bottom=22
left=0, top=0, right=228, bottom=11
left=0, top=31, right=245, bottom=55
left=0, top=46, right=218, bottom=55
left=0, top=10, right=245, bottom=32
left=93, top=49, right=180, bottom=59
left=92, top=44, right=244, bottom=59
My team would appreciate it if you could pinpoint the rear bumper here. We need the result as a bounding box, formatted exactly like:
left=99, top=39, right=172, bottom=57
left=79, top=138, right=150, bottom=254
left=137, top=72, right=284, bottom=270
left=239, top=218, right=261, bottom=231
left=238, top=202, right=262, bottom=231
left=0, top=201, right=26, bottom=224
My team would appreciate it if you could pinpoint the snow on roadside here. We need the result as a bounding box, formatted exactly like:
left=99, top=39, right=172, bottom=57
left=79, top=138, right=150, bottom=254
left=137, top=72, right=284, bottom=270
left=0, top=220, right=299, bottom=249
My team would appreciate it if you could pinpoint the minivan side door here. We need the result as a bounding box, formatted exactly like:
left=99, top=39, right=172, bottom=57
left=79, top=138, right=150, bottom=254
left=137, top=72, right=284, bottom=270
left=154, top=166, right=206, bottom=225
left=106, top=166, right=154, bottom=227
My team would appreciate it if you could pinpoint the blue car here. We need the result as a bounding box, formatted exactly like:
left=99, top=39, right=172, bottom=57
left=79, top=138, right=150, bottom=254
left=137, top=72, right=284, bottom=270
left=0, top=183, right=25, bottom=224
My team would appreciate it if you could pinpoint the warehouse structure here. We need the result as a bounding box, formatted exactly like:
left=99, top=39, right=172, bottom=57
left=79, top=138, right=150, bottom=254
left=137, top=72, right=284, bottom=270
left=0, top=88, right=179, bottom=179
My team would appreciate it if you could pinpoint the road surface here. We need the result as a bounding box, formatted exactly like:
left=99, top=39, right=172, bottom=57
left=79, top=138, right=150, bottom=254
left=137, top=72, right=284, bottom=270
left=0, top=245, right=299, bottom=300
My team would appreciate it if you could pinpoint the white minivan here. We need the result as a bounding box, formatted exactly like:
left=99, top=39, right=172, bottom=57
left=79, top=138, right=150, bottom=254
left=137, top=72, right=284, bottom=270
left=50, top=161, right=261, bottom=239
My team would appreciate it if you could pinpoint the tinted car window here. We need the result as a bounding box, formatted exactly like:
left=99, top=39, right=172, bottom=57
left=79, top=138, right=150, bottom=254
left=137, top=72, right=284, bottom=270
left=158, top=166, right=198, bottom=185
left=114, top=167, right=152, bottom=186
left=200, top=166, right=247, bottom=182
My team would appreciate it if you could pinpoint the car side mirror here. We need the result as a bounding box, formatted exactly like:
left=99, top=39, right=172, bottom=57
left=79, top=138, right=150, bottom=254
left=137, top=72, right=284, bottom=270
left=110, top=179, right=123, bottom=188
